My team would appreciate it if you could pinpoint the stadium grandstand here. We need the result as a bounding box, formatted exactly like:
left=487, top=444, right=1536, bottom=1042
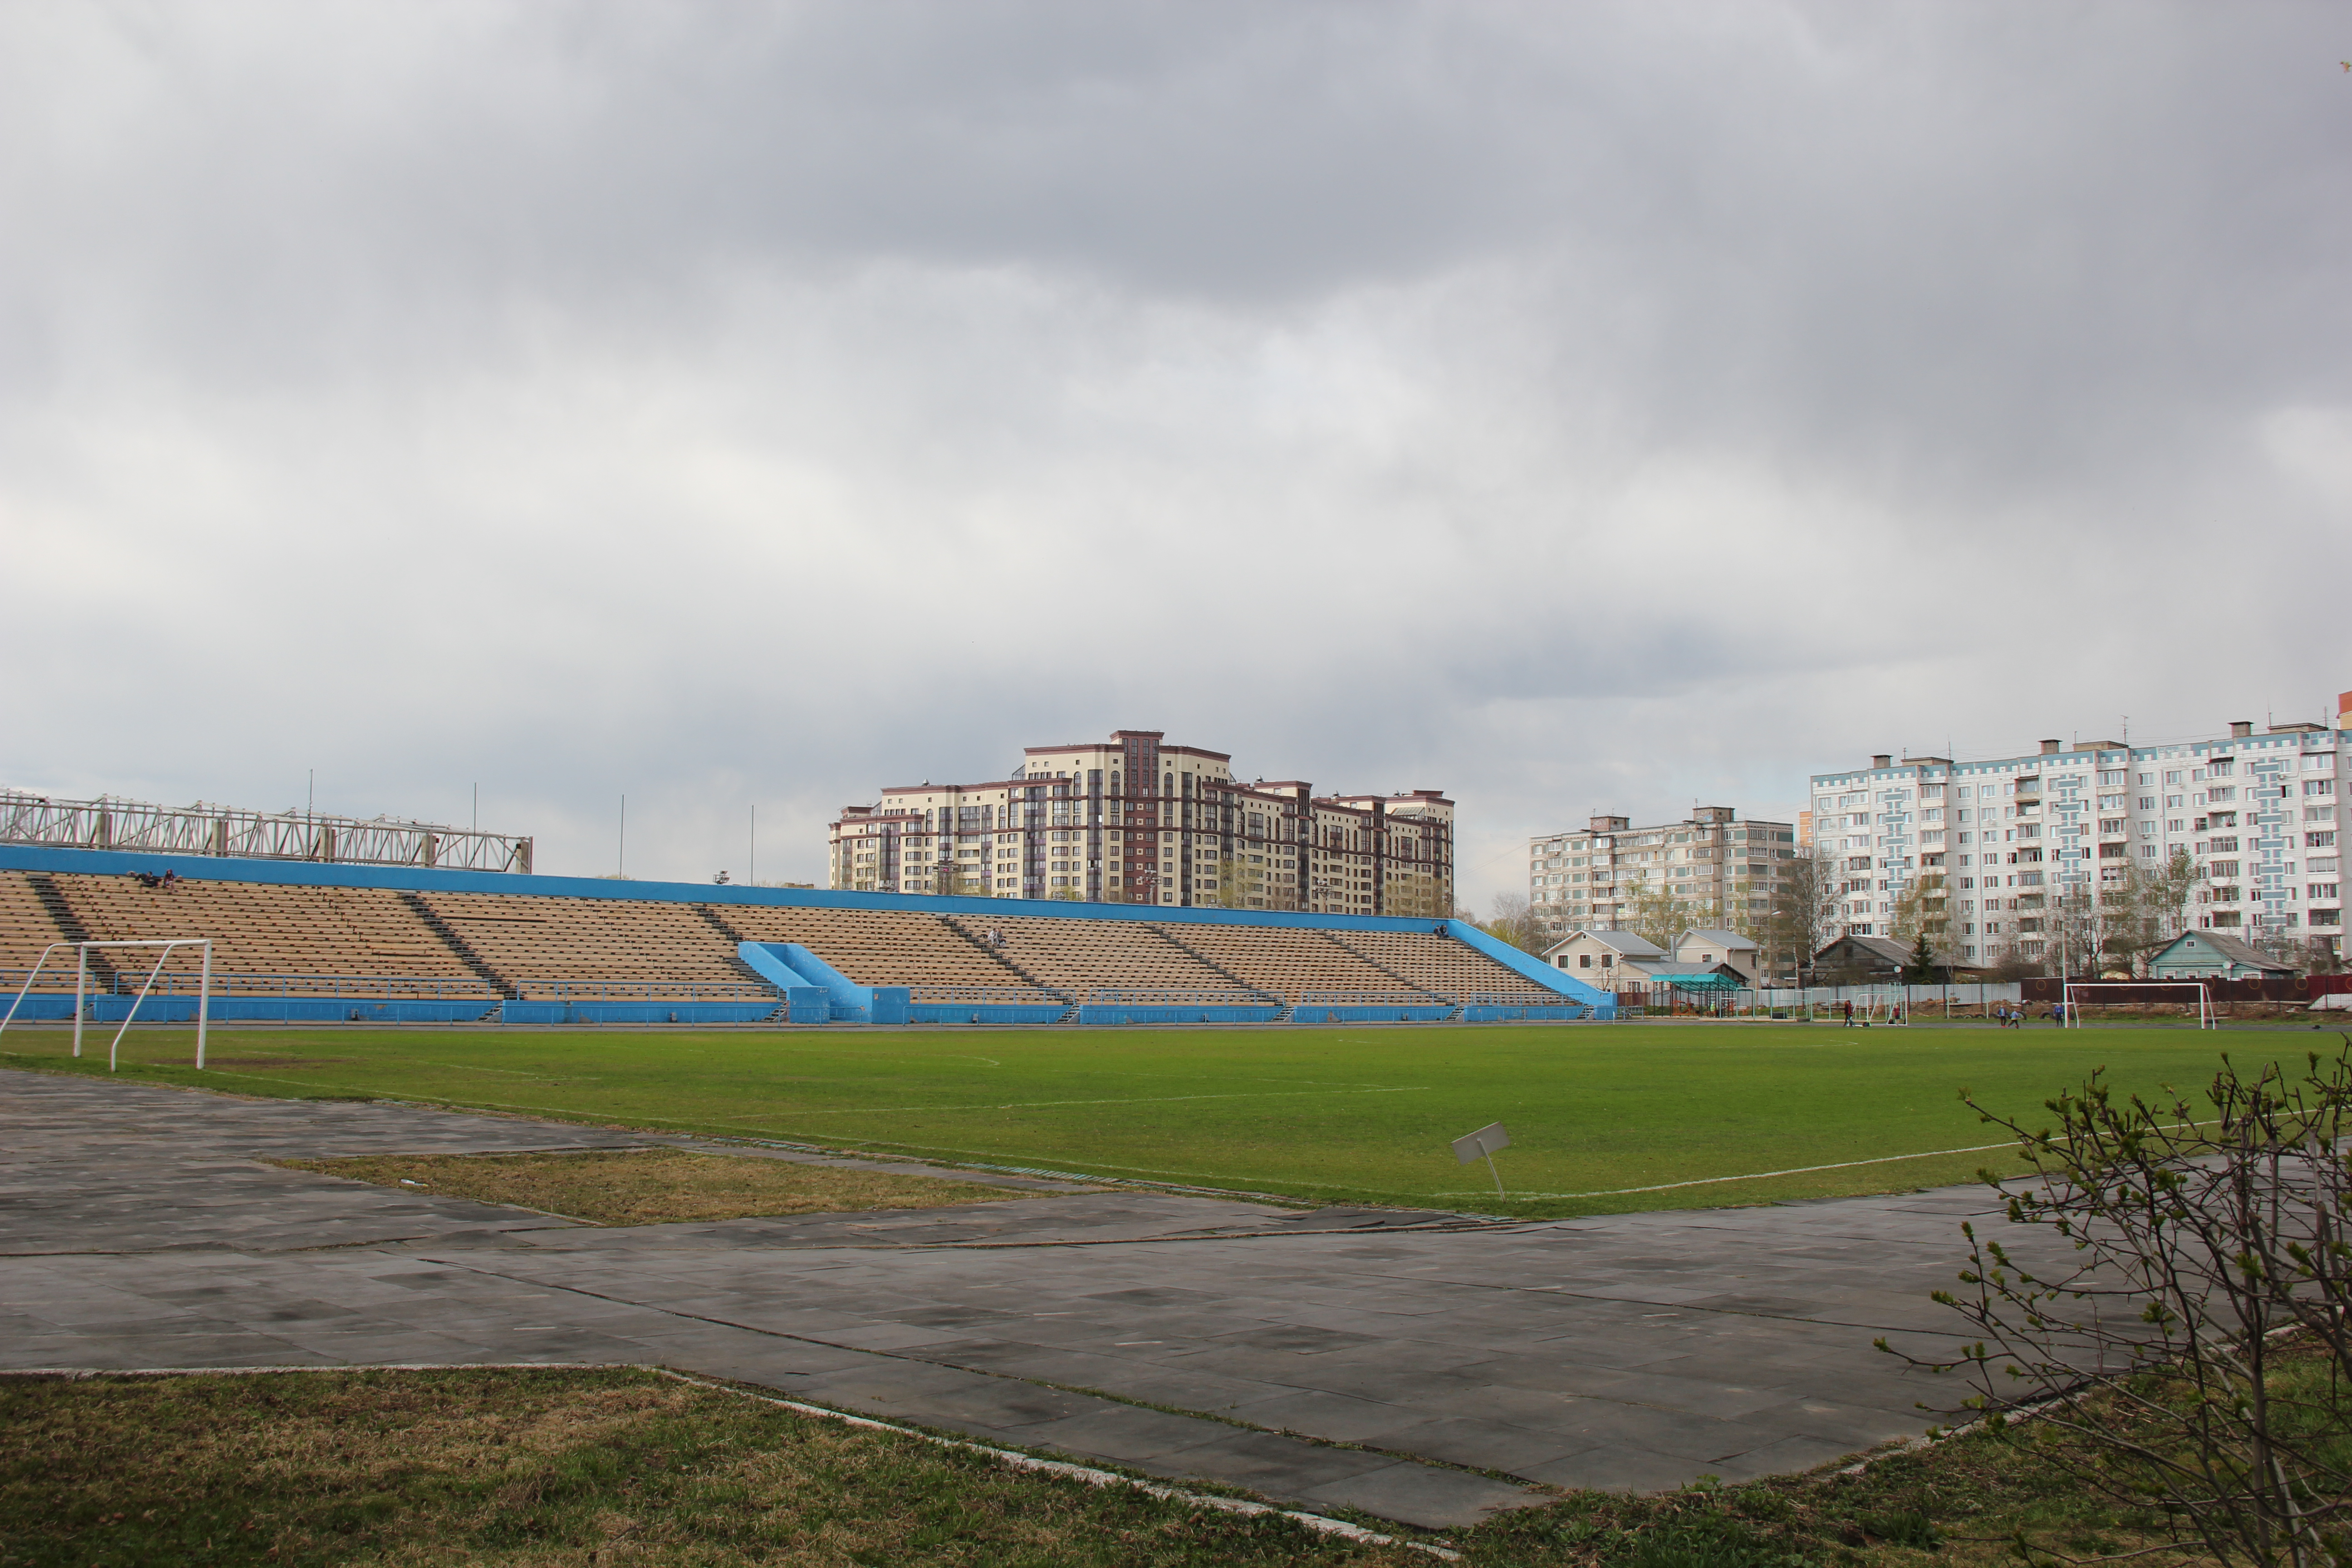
left=0, top=805, right=1610, bottom=1025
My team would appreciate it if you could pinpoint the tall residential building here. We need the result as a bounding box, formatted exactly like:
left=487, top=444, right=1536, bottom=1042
left=1810, top=717, right=2342, bottom=965
left=828, top=729, right=1454, bottom=915
left=1528, top=807, right=1798, bottom=938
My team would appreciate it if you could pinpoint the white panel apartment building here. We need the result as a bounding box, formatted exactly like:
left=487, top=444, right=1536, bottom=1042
left=1528, top=807, right=1800, bottom=939
left=1809, top=719, right=2342, bottom=965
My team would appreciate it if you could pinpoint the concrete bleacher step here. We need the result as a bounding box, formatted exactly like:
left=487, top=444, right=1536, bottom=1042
left=24, top=874, right=115, bottom=987
left=399, top=891, right=516, bottom=996
left=1308, top=929, right=1446, bottom=1001
left=1144, top=926, right=1280, bottom=1004
left=940, top=917, right=1069, bottom=999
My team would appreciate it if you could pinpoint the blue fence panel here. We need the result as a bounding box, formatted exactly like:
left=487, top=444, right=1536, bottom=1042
left=497, top=1000, right=783, bottom=1025
left=1461, top=1004, right=1592, bottom=1023
left=1076, top=1004, right=1282, bottom=1025
left=1289, top=1004, right=1453, bottom=1024
left=908, top=1004, right=1068, bottom=1025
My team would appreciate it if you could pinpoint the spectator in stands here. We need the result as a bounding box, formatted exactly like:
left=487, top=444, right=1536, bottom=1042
left=160, top=869, right=179, bottom=891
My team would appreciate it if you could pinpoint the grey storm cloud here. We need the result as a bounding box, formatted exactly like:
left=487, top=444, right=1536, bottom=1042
left=2, top=0, right=2348, bottom=902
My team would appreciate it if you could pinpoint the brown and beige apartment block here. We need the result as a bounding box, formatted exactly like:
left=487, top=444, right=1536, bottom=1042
left=1529, top=806, right=1799, bottom=938
left=828, top=729, right=1454, bottom=914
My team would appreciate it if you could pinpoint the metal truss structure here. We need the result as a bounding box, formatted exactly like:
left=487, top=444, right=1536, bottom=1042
left=0, top=790, right=533, bottom=874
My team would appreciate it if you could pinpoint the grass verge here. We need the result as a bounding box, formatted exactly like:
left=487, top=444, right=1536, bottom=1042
left=0, top=1365, right=2242, bottom=1568
left=270, top=1148, right=1034, bottom=1225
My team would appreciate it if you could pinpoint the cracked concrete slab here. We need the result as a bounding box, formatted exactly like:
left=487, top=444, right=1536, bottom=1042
left=0, top=1066, right=2011, bottom=1528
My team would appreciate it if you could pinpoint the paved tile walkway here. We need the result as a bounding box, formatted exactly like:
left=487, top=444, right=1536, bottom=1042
left=0, top=1068, right=2002, bottom=1528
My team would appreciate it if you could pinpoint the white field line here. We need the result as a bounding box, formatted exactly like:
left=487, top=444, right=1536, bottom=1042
left=650, top=1370, right=1462, bottom=1559
left=717, top=1086, right=1430, bottom=1118
left=1442, top=1114, right=2243, bottom=1200
left=0, top=1364, right=1456, bottom=1559
left=1434, top=1139, right=2024, bottom=1200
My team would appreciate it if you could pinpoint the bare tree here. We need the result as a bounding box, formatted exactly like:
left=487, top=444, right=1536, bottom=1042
left=2046, top=883, right=2102, bottom=978
left=1887, top=1045, right=2352, bottom=1568
left=1616, top=872, right=1700, bottom=952
left=1482, top=892, right=1546, bottom=953
left=1761, top=843, right=1843, bottom=982
left=1891, top=869, right=1953, bottom=958
left=2104, top=847, right=2200, bottom=975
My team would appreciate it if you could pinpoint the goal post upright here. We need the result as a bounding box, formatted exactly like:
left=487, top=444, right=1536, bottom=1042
left=197, top=940, right=211, bottom=1069
left=0, top=942, right=72, bottom=1038
left=0, top=938, right=224, bottom=1069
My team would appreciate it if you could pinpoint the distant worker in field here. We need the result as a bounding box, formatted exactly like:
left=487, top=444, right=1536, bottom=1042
left=1842, top=1000, right=1854, bottom=1026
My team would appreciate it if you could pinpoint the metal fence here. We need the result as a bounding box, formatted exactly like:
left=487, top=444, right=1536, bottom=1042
left=0, top=968, right=504, bottom=1000
left=909, top=985, right=1071, bottom=1006
left=1602, top=981, right=2032, bottom=1018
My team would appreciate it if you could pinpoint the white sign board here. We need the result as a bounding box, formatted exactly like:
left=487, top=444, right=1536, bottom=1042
left=1450, top=1122, right=1510, bottom=1198
left=1451, top=1122, right=1509, bottom=1164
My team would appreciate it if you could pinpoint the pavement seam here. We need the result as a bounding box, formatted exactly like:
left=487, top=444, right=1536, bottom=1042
left=402, top=1247, right=1551, bottom=1495
left=647, top=1367, right=1465, bottom=1559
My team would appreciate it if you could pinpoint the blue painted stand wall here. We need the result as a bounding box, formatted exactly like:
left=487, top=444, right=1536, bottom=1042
left=1290, top=1004, right=1454, bottom=1024
left=1077, top=1004, right=1282, bottom=1025
left=907, top=1003, right=1068, bottom=1025
left=736, top=942, right=904, bottom=1024
left=497, top=1000, right=782, bottom=1025
left=1437, top=919, right=1613, bottom=1018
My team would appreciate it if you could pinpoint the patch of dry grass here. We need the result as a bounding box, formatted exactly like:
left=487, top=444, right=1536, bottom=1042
left=272, top=1147, right=1033, bottom=1225
left=0, top=1368, right=1418, bottom=1566
left=0, top=1363, right=2249, bottom=1568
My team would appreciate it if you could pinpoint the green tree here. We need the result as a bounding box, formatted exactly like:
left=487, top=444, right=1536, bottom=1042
left=1618, top=873, right=1699, bottom=953
left=1900, top=930, right=1936, bottom=984
left=1213, top=850, right=1242, bottom=909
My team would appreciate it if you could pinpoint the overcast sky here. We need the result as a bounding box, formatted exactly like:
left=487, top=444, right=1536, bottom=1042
left=4, top=1, right=2348, bottom=905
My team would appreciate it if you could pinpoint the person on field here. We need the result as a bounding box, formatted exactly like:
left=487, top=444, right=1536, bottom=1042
left=1842, top=1000, right=1854, bottom=1026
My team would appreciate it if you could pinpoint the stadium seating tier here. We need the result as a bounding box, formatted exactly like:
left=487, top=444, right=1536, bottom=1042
left=0, top=865, right=1573, bottom=1012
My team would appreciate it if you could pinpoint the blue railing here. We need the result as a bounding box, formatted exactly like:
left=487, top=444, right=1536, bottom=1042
left=910, top=985, right=1071, bottom=1006
left=510, top=980, right=778, bottom=1001
left=1083, top=987, right=1273, bottom=1005
left=0, top=969, right=500, bottom=1000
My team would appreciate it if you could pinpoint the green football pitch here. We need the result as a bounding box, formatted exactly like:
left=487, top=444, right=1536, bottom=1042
left=4, top=1021, right=2329, bottom=1217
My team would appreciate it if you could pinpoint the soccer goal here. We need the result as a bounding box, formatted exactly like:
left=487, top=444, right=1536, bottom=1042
left=0, top=938, right=215, bottom=1070
left=2059, top=980, right=2213, bottom=1030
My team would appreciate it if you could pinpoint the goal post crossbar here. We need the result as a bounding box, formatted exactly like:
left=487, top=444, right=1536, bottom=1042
left=0, top=939, right=215, bottom=1069
left=2060, top=980, right=2213, bottom=1030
